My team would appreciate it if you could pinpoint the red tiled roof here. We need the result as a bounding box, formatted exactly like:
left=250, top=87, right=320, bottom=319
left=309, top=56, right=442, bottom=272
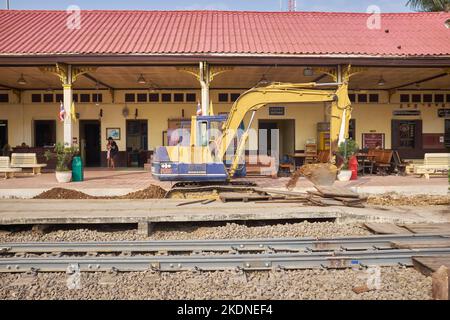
left=0, top=10, right=449, bottom=57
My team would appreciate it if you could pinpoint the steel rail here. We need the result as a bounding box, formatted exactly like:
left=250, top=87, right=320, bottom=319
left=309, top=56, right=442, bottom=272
left=1, top=234, right=449, bottom=254
left=1, top=248, right=450, bottom=273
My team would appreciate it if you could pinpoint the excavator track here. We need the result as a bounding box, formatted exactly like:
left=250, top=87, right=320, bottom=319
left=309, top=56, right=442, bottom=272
left=164, top=181, right=258, bottom=199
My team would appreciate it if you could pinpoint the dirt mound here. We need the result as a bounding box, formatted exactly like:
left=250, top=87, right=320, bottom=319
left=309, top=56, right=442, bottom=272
left=34, top=185, right=167, bottom=200
left=117, top=185, right=167, bottom=199
left=367, top=194, right=450, bottom=206
left=287, top=163, right=338, bottom=190
left=34, top=188, right=95, bottom=200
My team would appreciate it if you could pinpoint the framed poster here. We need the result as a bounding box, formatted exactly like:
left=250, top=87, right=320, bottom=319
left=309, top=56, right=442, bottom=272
left=362, top=133, right=385, bottom=149
left=106, top=128, right=121, bottom=140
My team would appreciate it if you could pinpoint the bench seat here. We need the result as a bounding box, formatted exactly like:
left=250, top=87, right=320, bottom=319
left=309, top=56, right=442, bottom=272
left=0, top=156, right=23, bottom=179
left=414, top=153, right=449, bottom=179
left=10, top=153, right=47, bottom=175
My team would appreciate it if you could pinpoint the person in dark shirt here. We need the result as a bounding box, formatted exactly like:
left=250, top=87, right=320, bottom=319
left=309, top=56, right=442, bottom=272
left=107, top=137, right=119, bottom=169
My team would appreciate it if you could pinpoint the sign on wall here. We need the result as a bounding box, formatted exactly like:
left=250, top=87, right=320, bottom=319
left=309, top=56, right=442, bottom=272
left=437, top=109, right=450, bottom=118
left=362, top=133, right=385, bottom=149
left=269, top=106, right=285, bottom=116
left=393, top=110, right=421, bottom=116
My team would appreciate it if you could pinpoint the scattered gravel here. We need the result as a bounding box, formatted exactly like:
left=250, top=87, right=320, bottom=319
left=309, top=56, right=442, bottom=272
left=367, top=193, right=450, bottom=206
left=0, top=221, right=370, bottom=243
left=0, top=267, right=431, bottom=300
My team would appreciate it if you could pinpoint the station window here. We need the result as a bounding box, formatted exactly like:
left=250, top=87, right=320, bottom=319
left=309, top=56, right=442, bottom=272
left=369, top=94, right=379, bottom=103
left=55, top=94, right=64, bottom=103
left=137, top=93, right=147, bottom=103
left=218, top=93, right=229, bottom=102
left=125, top=93, right=136, bottom=103
left=80, top=94, right=90, bottom=103
left=411, top=94, right=421, bottom=103
left=230, top=93, right=241, bottom=102
left=186, top=93, right=196, bottom=102
left=434, top=94, right=444, bottom=103
left=31, top=94, right=42, bottom=103
left=357, top=94, right=368, bottom=103
left=348, top=94, right=356, bottom=103
left=92, top=93, right=103, bottom=103
left=149, top=93, right=159, bottom=102
left=43, top=94, right=54, bottom=103
left=400, top=94, right=410, bottom=103
left=72, top=94, right=78, bottom=102
left=447, top=94, right=450, bottom=103
left=161, top=93, right=172, bottom=102
left=0, top=94, right=9, bottom=103
left=174, top=93, right=184, bottom=102
left=423, top=94, right=433, bottom=103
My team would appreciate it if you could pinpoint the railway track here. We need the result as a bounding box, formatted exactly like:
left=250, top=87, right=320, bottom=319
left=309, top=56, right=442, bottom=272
left=1, top=234, right=449, bottom=273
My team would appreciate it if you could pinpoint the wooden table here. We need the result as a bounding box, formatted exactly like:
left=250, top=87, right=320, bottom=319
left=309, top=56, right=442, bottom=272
left=356, top=153, right=376, bottom=175
left=290, top=153, right=308, bottom=170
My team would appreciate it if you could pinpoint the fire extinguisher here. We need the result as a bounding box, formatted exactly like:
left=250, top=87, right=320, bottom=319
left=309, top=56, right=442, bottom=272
left=349, top=155, right=358, bottom=180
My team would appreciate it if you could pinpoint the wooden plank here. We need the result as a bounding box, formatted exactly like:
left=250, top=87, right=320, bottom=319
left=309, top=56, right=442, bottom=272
left=413, top=255, right=450, bottom=277
left=219, top=192, right=284, bottom=203
left=253, top=188, right=307, bottom=197
left=391, top=239, right=450, bottom=249
left=432, top=266, right=449, bottom=300
left=403, top=223, right=450, bottom=234
left=315, top=186, right=360, bottom=198
left=364, top=222, right=412, bottom=235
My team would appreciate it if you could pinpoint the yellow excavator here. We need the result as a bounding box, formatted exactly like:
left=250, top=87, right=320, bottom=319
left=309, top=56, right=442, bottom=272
left=152, top=80, right=352, bottom=192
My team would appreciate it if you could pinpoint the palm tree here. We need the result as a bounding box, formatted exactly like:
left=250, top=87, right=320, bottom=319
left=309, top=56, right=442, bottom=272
left=406, top=0, right=450, bottom=11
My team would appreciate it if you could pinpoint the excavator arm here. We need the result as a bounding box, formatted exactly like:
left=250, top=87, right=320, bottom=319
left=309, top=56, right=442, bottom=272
left=215, top=82, right=352, bottom=177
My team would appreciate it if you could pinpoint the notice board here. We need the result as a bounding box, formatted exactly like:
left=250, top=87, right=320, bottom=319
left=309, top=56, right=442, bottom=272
left=362, top=133, right=385, bottom=149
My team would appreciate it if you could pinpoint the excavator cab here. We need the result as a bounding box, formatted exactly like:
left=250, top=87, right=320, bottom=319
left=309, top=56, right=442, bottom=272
left=152, top=115, right=245, bottom=181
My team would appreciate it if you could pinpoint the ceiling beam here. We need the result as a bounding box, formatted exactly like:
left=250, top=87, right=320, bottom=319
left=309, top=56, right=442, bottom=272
left=82, top=73, right=115, bottom=89
left=0, top=82, right=20, bottom=90
left=387, top=72, right=449, bottom=91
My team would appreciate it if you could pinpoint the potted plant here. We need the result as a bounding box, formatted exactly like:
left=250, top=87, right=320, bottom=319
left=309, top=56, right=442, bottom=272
left=336, top=139, right=359, bottom=182
left=45, top=143, right=79, bottom=183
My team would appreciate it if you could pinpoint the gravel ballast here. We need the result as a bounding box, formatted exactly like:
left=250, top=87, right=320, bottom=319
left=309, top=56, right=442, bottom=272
left=0, top=221, right=370, bottom=242
left=0, top=267, right=431, bottom=300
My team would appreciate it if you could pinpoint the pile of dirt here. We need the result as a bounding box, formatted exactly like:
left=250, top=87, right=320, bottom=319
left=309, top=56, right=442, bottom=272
left=34, top=185, right=167, bottom=200
left=117, top=185, right=167, bottom=199
left=367, top=194, right=450, bottom=206
left=287, top=163, right=338, bottom=190
left=34, top=188, right=95, bottom=200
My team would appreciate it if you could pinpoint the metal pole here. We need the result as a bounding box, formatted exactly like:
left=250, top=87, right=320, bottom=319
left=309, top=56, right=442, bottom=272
left=6, top=0, right=10, bottom=9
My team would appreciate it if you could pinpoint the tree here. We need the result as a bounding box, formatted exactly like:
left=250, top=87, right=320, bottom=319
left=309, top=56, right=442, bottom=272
left=406, top=0, right=450, bottom=11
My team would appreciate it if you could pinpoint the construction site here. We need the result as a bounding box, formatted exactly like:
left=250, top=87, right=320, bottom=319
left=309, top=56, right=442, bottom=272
left=0, top=2, right=450, bottom=302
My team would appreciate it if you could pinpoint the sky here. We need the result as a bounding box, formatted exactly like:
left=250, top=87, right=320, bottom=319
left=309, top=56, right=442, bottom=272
left=4, top=0, right=414, bottom=12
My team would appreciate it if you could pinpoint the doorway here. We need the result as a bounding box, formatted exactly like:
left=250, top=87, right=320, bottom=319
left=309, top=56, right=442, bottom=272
left=126, top=120, right=148, bottom=167
left=34, top=120, right=56, bottom=147
left=0, top=120, right=7, bottom=153
left=80, top=120, right=101, bottom=167
left=391, top=119, right=423, bottom=158
left=258, top=120, right=295, bottom=159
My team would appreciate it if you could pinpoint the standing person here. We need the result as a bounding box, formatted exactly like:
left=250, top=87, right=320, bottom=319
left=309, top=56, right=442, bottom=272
left=108, top=137, right=119, bottom=169
left=106, top=139, right=112, bottom=168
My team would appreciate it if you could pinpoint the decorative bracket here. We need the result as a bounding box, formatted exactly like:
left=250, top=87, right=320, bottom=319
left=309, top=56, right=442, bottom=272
left=177, top=66, right=201, bottom=81
left=177, top=65, right=233, bottom=83
left=40, top=63, right=97, bottom=84
left=314, top=67, right=338, bottom=82
left=209, top=66, right=233, bottom=82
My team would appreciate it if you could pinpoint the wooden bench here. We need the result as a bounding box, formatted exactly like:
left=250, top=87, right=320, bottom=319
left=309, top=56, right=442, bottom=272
left=316, top=150, right=330, bottom=163
left=0, top=157, right=22, bottom=179
left=373, top=149, right=393, bottom=175
left=414, top=153, right=450, bottom=179
left=10, top=153, right=47, bottom=175
left=392, top=151, right=410, bottom=176
left=245, top=155, right=278, bottom=178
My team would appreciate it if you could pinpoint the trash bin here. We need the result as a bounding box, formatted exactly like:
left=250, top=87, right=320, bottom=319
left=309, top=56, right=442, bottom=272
left=72, top=156, right=84, bottom=182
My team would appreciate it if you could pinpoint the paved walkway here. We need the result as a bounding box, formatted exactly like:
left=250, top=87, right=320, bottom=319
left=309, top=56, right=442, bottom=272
left=0, top=199, right=448, bottom=226
left=0, top=168, right=447, bottom=198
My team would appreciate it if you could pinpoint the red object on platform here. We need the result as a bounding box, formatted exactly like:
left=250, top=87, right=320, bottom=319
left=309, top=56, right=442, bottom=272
left=349, top=156, right=358, bottom=180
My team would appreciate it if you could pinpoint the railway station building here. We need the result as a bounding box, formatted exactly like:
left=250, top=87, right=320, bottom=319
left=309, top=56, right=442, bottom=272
left=0, top=10, right=449, bottom=168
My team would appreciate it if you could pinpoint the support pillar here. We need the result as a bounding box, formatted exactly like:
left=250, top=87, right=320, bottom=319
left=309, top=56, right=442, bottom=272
left=199, top=61, right=210, bottom=116
left=63, top=82, right=73, bottom=147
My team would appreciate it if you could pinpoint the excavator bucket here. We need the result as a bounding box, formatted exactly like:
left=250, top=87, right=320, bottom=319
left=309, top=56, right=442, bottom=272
left=286, top=163, right=338, bottom=190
